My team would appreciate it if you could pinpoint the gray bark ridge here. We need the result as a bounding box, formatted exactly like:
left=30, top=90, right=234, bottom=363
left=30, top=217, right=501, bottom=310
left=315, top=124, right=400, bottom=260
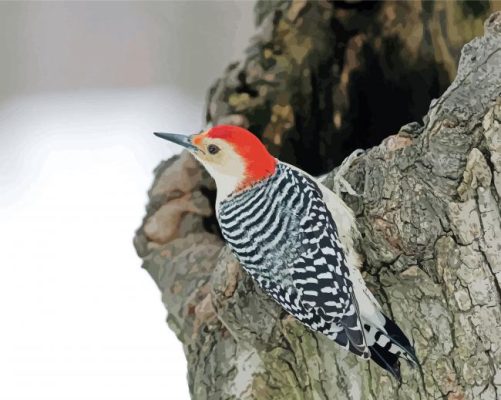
left=134, top=12, right=501, bottom=400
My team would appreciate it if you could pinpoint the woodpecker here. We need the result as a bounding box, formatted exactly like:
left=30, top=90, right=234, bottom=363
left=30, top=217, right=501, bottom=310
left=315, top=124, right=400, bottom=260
left=154, top=125, right=418, bottom=380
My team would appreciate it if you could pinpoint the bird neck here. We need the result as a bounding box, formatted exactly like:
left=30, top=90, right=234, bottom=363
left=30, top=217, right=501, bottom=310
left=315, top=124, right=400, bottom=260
left=212, top=158, right=277, bottom=213
left=236, top=156, right=277, bottom=192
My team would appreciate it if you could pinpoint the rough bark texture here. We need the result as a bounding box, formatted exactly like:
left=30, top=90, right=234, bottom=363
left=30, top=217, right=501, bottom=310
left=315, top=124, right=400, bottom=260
left=134, top=3, right=501, bottom=400
left=208, top=0, right=499, bottom=175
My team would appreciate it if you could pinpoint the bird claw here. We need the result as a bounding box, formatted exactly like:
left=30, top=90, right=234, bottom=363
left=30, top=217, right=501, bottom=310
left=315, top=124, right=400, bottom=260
left=337, top=176, right=360, bottom=196
left=332, top=149, right=365, bottom=196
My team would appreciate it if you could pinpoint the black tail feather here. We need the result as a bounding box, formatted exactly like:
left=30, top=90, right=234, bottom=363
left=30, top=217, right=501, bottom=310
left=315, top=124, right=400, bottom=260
left=369, top=343, right=402, bottom=382
left=364, top=313, right=419, bottom=380
left=382, top=314, right=419, bottom=366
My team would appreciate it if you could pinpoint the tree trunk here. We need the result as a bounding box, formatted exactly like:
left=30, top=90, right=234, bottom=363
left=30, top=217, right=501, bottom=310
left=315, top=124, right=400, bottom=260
left=134, top=3, right=501, bottom=400
left=207, top=0, right=499, bottom=175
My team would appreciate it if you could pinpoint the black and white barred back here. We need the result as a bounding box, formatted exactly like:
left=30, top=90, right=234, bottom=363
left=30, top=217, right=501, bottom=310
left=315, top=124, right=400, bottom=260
left=218, top=162, right=419, bottom=380
left=217, top=162, right=370, bottom=359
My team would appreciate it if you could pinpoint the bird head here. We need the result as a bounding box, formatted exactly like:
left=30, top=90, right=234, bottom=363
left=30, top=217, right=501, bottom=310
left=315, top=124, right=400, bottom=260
left=154, top=125, right=276, bottom=198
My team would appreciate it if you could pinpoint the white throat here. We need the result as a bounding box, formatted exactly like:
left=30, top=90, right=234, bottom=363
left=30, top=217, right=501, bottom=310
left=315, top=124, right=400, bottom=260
left=198, top=162, right=242, bottom=211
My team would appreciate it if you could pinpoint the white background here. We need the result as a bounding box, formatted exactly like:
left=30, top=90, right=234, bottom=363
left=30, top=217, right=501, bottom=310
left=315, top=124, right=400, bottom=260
left=0, top=2, right=254, bottom=399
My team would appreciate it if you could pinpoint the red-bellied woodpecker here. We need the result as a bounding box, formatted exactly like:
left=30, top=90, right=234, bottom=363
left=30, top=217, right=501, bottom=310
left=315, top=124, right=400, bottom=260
left=154, top=125, right=418, bottom=380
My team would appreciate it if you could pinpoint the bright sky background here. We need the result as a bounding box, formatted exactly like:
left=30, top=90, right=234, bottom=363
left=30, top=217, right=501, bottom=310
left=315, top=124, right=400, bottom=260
left=0, top=2, right=254, bottom=399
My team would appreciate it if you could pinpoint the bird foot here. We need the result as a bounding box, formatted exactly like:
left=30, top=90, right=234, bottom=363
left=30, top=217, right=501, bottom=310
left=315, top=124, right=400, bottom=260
left=332, top=149, right=364, bottom=197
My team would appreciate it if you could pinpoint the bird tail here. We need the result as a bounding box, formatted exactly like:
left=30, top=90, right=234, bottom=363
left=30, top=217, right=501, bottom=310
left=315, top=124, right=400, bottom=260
left=364, top=314, right=419, bottom=381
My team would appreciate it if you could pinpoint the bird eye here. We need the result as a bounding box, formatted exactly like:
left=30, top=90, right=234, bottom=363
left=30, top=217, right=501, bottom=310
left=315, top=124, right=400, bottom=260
left=207, top=144, right=220, bottom=155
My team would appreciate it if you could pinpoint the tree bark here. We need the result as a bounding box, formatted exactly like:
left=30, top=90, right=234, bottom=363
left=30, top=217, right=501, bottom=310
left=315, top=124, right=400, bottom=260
left=208, top=0, right=500, bottom=175
left=134, top=3, right=501, bottom=400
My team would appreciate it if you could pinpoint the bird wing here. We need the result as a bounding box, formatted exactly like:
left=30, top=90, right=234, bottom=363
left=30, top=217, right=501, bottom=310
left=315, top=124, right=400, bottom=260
left=285, top=166, right=370, bottom=357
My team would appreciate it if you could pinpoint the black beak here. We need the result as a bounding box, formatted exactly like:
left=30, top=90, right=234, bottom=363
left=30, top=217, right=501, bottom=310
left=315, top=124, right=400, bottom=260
left=153, top=132, right=198, bottom=152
